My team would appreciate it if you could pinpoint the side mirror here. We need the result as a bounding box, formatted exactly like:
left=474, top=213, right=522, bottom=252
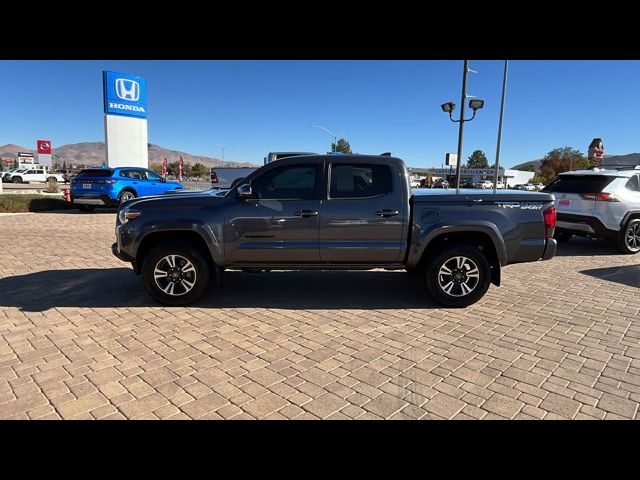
left=237, top=183, right=253, bottom=199
left=161, top=177, right=166, bottom=183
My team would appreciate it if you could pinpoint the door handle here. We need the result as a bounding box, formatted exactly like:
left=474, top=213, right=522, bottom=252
left=375, top=209, right=399, bottom=217
left=295, top=209, right=319, bottom=218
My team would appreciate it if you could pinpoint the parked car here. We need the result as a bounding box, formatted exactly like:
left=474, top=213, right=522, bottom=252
left=533, top=183, right=545, bottom=191
left=544, top=167, right=640, bottom=253
left=512, top=184, right=525, bottom=190
left=112, top=154, right=557, bottom=308
left=474, top=180, right=493, bottom=189
left=2, top=168, right=29, bottom=183
left=433, top=178, right=449, bottom=188
left=8, top=165, right=64, bottom=184
left=70, top=167, right=184, bottom=212
left=522, top=184, right=537, bottom=191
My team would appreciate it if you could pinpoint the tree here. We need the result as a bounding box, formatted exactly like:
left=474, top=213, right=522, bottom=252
left=167, top=161, right=180, bottom=177
left=331, top=138, right=352, bottom=154
left=190, top=162, right=208, bottom=179
left=537, top=146, right=596, bottom=184
left=149, top=163, right=163, bottom=175
left=516, top=164, right=535, bottom=172
left=466, top=150, right=489, bottom=168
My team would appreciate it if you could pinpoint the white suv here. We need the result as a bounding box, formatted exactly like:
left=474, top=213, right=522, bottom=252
left=544, top=167, right=640, bottom=253
left=10, top=165, right=65, bottom=184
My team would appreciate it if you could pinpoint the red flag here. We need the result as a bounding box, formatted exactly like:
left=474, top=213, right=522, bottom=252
left=162, top=158, right=167, bottom=179
left=178, top=156, right=184, bottom=182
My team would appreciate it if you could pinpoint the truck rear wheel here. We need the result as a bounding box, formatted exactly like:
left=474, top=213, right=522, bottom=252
left=141, top=242, right=211, bottom=306
left=424, top=244, right=491, bottom=308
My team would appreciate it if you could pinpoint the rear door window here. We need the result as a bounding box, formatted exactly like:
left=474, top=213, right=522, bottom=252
left=330, top=164, right=392, bottom=199
left=544, top=175, right=616, bottom=193
left=119, top=169, right=145, bottom=180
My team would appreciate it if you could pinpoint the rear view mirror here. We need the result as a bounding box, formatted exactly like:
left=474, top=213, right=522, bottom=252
left=237, top=183, right=253, bottom=199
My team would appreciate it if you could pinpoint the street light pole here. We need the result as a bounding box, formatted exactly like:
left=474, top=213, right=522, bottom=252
left=312, top=125, right=350, bottom=152
left=454, top=60, right=469, bottom=192
left=493, top=60, right=509, bottom=194
left=216, top=144, right=234, bottom=162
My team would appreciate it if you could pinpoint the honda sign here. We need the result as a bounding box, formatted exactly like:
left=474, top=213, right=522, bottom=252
left=103, top=71, right=147, bottom=118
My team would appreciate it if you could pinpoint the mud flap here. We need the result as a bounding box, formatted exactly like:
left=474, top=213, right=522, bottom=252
left=491, top=264, right=501, bottom=287
left=214, top=264, right=225, bottom=287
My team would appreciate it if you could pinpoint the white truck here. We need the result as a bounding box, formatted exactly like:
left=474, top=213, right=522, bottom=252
left=9, top=165, right=65, bottom=184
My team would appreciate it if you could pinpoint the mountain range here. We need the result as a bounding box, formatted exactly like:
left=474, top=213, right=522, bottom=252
left=0, top=142, right=260, bottom=168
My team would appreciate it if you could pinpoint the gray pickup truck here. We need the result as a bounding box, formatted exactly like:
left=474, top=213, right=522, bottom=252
left=112, top=154, right=557, bottom=307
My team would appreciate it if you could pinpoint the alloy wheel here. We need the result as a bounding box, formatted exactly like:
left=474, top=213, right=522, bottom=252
left=437, top=255, right=480, bottom=297
left=625, top=223, right=640, bottom=252
left=153, top=254, right=197, bottom=296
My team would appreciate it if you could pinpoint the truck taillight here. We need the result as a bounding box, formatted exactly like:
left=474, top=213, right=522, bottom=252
left=543, top=206, right=556, bottom=240
left=581, top=192, right=618, bottom=202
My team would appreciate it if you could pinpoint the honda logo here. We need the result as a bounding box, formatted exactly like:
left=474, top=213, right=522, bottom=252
left=115, top=78, right=140, bottom=101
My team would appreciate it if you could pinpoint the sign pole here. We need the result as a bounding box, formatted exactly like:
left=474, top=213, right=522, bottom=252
left=493, top=60, right=509, bottom=194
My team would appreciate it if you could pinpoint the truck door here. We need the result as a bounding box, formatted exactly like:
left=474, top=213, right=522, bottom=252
left=224, top=161, right=322, bottom=264
left=319, top=161, right=408, bottom=263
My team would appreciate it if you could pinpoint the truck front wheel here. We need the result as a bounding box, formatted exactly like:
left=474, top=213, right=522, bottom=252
left=141, top=242, right=211, bottom=306
left=424, top=244, right=491, bottom=308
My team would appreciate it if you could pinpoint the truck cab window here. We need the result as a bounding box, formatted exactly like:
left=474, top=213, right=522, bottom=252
left=330, top=164, right=392, bottom=198
left=252, top=165, right=318, bottom=200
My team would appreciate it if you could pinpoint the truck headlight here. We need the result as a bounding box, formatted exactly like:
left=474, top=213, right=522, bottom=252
left=118, top=207, right=141, bottom=224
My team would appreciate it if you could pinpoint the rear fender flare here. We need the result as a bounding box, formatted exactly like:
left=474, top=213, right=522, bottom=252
left=408, top=222, right=507, bottom=269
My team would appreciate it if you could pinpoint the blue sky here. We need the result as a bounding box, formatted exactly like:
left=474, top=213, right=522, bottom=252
left=1, top=60, right=639, bottom=168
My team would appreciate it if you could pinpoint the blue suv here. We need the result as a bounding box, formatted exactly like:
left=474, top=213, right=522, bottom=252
left=70, top=167, right=184, bottom=212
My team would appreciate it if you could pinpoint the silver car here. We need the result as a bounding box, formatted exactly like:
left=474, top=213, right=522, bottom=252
left=544, top=167, right=640, bottom=253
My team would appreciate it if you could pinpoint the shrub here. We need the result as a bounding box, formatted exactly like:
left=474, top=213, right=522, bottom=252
left=0, top=194, right=72, bottom=213
left=44, top=178, right=60, bottom=193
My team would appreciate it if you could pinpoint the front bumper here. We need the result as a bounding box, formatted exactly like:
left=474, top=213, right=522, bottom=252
left=111, top=242, right=134, bottom=262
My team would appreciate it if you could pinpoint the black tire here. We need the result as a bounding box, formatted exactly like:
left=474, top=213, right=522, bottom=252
left=554, top=231, right=573, bottom=243
left=77, top=204, right=96, bottom=212
left=46, top=176, right=58, bottom=184
left=141, top=242, right=211, bottom=306
left=617, top=218, right=640, bottom=254
left=12, top=176, right=22, bottom=183
left=118, top=190, right=136, bottom=204
left=425, top=244, right=491, bottom=308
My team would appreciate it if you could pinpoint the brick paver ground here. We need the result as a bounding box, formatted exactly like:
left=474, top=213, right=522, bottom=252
left=0, top=210, right=639, bottom=419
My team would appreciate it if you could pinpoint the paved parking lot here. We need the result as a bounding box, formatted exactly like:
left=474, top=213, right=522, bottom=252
left=0, top=210, right=639, bottom=419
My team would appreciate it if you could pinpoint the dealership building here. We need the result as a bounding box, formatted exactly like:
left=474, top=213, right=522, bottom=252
left=428, top=167, right=534, bottom=187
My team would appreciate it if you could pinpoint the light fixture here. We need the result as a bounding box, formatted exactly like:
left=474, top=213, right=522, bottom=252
left=469, top=99, right=485, bottom=110
left=441, top=102, right=456, bottom=113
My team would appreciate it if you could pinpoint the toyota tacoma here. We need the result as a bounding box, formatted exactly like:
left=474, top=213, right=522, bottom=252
left=112, top=154, right=557, bottom=307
